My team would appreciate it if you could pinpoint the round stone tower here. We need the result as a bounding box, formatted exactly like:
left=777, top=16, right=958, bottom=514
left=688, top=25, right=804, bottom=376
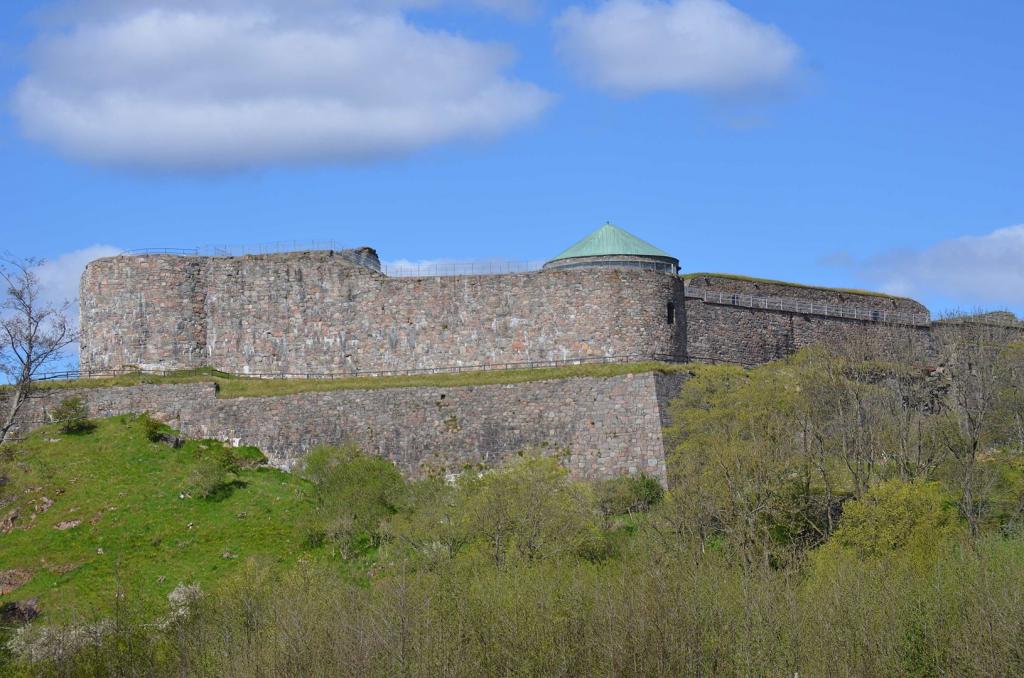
left=542, top=223, right=679, bottom=274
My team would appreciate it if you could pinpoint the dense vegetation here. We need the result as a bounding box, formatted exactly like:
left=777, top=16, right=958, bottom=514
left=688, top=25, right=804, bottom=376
left=1, top=323, right=1022, bottom=676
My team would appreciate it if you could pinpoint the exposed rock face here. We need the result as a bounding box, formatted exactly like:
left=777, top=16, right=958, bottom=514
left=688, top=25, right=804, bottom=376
left=0, top=598, right=40, bottom=624
left=1, top=508, right=18, bottom=534
left=0, top=570, right=33, bottom=596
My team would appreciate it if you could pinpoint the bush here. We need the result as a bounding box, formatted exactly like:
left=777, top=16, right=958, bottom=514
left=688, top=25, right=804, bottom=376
left=811, top=480, right=962, bottom=576
left=184, top=441, right=252, bottom=499
left=186, top=454, right=230, bottom=499
left=298, top=443, right=406, bottom=558
left=140, top=414, right=166, bottom=443
left=459, top=454, right=600, bottom=566
left=595, top=473, right=664, bottom=516
left=51, top=398, right=94, bottom=434
left=229, top=445, right=267, bottom=469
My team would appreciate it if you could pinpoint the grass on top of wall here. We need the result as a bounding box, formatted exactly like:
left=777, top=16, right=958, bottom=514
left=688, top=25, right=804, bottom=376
left=680, top=272, right=907, bottom=300
left=21, top=362, right=692, bottom=399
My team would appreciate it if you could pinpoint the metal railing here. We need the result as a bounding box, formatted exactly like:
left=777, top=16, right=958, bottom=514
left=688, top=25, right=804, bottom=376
left=33, top=353, right=690, bottom=383
left=123, top=240, right=358, bottom=258
left=380, top=261, right=545, bottom=277
left=119, top=243, right=551, bottom=277
left=686, top=288, right=931, bottom=326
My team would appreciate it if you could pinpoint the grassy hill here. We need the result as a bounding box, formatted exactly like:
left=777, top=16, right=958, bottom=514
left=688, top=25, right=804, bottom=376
left=1, top=345, right=1023, bottom=676
left=0, top=415, right=319, bottom=623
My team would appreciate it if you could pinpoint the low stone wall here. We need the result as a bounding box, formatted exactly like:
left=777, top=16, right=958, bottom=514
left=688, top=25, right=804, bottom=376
left=7, top=372, right=687, bottom=483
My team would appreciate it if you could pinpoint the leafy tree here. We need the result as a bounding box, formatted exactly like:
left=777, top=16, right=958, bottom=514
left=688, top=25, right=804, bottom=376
left=936, top=318, right=1024, bottom=536
left=820, top=479, right=961, bottom=562
left=665, top=364, right=806, bottom=566
left=459, top=454, right=599, bottom=566
left=299, top=443, right=406, bottom=557
left=51, top=397, right=94, bottom=434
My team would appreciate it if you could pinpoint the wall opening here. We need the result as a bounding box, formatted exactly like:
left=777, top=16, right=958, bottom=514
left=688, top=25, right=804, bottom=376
left=667, top=302, right=676, bottom=325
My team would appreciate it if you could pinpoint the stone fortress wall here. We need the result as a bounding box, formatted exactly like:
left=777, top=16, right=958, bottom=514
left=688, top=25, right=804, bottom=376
left=43, top=241, right=1018, bottom=484
left=6, top=372, right=687, bottom=483
left=683, top=275, right=934, bottom=366
left=80, top=251, right=687, bottom=375
left=80, top=249, right=941, bottom=376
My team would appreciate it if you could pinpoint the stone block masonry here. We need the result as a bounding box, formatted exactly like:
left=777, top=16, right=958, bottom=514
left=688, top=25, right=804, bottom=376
left=683, top=275, right=934, bottom=366
left=80, top=251, right=687, bottom=375
left=80, top=250, right=961, bottom=378
left=7, top=372, right=687, bottom=483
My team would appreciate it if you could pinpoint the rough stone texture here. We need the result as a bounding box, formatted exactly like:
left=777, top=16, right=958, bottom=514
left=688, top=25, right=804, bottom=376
left=80, top=256, right=208, bottom=371
left=684, top=275, right=927, bottom=314
left=683, top=276, right=934, bottom=366
left=7, top=373, right=688, bottom=483
left=80, top=252, right=960, bottom=377
left=81, top=252, right=687, bottom=375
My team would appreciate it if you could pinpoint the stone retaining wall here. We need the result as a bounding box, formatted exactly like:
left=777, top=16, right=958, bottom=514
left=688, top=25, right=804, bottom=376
left=7, top=372, right=687, bottom=483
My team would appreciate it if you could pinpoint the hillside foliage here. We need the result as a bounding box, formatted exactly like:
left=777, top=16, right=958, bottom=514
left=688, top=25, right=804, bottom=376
left=1, top=326, right=1023, bottom=676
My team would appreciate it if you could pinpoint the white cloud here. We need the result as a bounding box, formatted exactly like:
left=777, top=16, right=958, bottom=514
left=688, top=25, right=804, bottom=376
left=842, top=225, right=1024, bottom=311
left=556, top=0, right=799, bottom=96
left=6, top=246, right=121, bottom=374
left=14, top=3, right=551, bottom=170
left=50, top=0, right=535, bottom=21
left=33, top=245, right=122, bottom=313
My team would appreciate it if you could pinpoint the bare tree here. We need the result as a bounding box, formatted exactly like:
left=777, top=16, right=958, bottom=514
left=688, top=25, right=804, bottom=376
left=1, top=255, right=77, bottom=444
left=934, top=312, right=1023, bottom=537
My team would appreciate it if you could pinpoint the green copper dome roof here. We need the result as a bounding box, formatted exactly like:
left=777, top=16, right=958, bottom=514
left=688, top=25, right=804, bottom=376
left=549, top=223, right=675, bottom=262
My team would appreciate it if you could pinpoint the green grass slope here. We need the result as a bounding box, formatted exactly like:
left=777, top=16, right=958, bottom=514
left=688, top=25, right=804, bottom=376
left=0, top=416, right=315, bottom=622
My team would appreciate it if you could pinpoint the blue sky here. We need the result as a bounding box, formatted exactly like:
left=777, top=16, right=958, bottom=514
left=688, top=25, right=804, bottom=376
left=2, top=0, right=1023, bottom=317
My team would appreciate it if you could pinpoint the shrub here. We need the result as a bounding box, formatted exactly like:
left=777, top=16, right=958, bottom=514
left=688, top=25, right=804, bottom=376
left=813, top=479, right=962, bottom=573
left=140, top=414, right=166, bottom=443
left=229, top=445, right=267, bottom=469
left=595, top=473, right=664, bottom=516
left=184, top=442, right=248, bottom=499
left=51, top=397, right=94, bottom=434
left=459, top=454, right=600, bottom=566
left=382, top=477, right=468, bottom=567
left=187, top=454, right=230, bottom=499
left=298, top=443, right=405, bottom=558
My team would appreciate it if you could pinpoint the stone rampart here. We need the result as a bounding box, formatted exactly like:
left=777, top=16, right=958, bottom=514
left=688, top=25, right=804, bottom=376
left=8, top=372, right=686, bottom=483
left=81, top=252, right=687, bottom=375
left=80, top=251, right=974, bottom=375
left=683, top=275, right=933, bottom=366
left=683, top=275, right=927, bottom=314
